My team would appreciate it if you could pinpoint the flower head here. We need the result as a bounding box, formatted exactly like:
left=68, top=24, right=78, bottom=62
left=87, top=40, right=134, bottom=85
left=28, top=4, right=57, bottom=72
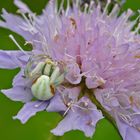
left=1, top=0, right=140, bottom=139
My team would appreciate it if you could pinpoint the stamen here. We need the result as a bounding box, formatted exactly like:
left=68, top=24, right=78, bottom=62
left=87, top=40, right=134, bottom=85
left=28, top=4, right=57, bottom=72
left=102, top=0, right=111, bottom=16
left=28, top=13, right=36, bottom=26
left=65, top=53, right=86, bottom=61
left=119, top=112, right=132, bottom=125
left=63, top=102, right=73, bottom=116
left=73, top=104, right=97, bottom=111
left=24, top=41, right=33, bottom=46
left=84, top=3, right=89, bottom=14
left=33, top=39, right=45, bottom=44
left=42, top=35, right=51, bottom=54
left=17, top=10, right=37, bottom=34
left=9, top=34, right=28, bottom=56
left=95, top=2, right=101, bottom=18
left=79, top=68, right=95, bottom=77
left=109, top=4, right=119, bottom=18
left=130, top=112, right=140, bottom=116
left=54, top=0, right=58, bottom=14
left=58, top=0, right=64, bottom=14
left=66, top=0, right=70, bottom=16
left=134, top=23, right=140, bottom=34
left=57, top=86, right=69, bottom=106
left=75, top=0, right=80, bottom=8
left=17, top=10, right=32, bottom=27
left=88, top=1, right=94, bottom=13
left=33, top=34, right=50, bottom=55
left=64, top=49, right=87, bottom=63
left=113, top=9, right=133, bottom=35
left=132, top=11, right=140, bottom=34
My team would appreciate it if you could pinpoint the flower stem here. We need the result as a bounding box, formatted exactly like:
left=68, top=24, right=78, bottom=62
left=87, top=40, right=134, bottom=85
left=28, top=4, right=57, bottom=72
left=89, top=93, right=123, bottom=140
left=79, top=80, right=123, bottom=139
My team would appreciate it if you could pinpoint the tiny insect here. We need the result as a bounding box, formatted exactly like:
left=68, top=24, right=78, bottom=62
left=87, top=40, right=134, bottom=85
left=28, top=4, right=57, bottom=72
left=24, top=55, right=65, bottom=101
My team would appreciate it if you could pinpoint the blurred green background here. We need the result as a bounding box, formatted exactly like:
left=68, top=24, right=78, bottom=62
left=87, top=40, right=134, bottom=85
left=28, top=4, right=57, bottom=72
left=0, top=0, right=140, bottom=140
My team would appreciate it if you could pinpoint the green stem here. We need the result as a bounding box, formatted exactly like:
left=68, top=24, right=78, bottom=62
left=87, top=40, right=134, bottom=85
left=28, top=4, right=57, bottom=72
left=77, top=80, right=123, bottom=139
left=89, top=93, right=123, bottom=140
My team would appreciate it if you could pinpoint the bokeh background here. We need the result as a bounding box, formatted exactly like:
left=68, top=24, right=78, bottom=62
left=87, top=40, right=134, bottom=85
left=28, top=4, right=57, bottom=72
left=0, top=0, right=140, bottom=140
